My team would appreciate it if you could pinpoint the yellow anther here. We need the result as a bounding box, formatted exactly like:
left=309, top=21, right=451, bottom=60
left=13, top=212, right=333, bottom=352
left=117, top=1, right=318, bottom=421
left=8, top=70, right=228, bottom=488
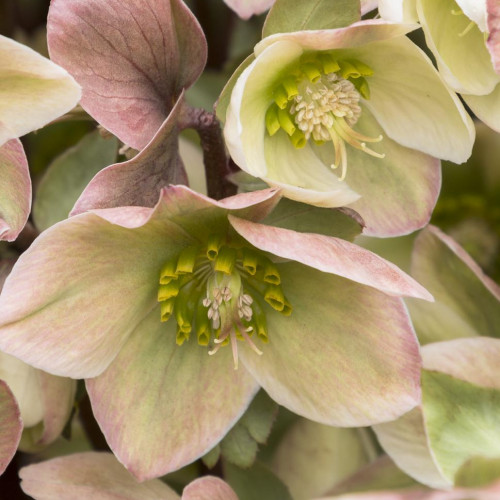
left=277, top=108, right=296, bottom=137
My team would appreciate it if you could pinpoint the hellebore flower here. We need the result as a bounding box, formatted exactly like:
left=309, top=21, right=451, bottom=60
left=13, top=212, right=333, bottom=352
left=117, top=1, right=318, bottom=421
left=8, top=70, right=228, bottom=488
left=0, top=35, right=81, bottom=241
left=20, top=452, right=238, bottom=500
left=223, top=21, right=474, bottom=236
left=0, top=379, right=22, bottom=476
left=379, top=0, right=500, bottom=132
left=0, top=186, right=430, bottom=480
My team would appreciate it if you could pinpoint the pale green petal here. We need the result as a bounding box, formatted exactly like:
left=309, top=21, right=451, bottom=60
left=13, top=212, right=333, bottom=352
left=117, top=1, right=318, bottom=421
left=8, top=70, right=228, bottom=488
left=224, top=40, right=303, bottom=177
left=378, top=0, right=418, bottom=22
left=417, top=0, right=499, bottom=95
left=240, top=262, right=421, bottom=427
left=0, top=35, right=81, bottom=146
left=463, top=85, right=500, bottom=133
left=87, top=308, right=258, bottom=481
left=455, top=0, right=488, bottom=31
left=263, top=133, right=360, bottom=208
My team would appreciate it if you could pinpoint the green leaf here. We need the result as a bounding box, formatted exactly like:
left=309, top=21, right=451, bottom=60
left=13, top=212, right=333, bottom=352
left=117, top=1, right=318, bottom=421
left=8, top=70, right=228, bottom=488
left=33, top=130, right=118, bottom=231
left=224, top=461, right=293, bottom=500
left=240, top=391, right=278, bottom=444
left=455, top=456, right=500, bottom=487
left=220, top=423, right=259, bottom=468
left=422, top=370, right=500, bottom=484
left=262, top=198, right=364, bottom=241
left=201, top=444, right=221, bottom=469
left=263, top=0, right=361, bottom=37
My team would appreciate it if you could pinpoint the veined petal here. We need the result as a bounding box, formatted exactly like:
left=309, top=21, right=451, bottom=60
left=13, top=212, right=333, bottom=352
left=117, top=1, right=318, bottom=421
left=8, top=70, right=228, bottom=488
left=223, top=0, right=274, bottom=19
left=229, top=216, right=433, bottom=300
left=0, top=139, right=31, bottom=242
left=417, top=0, right=499, bottom=95
left=182, top=476, right=239, bottom=500
left=19, top=452, right=180, bottom=500
left=225, top=40, right=303, bottom=177
left=0, top=35, right=81, bottom=147
left=87, top=308, right=258, bottom=481
left=378, top=0, right=419, bottom=22
left=239, top=262, right=421, bottom=426
left=0, top=379, right=22, bottom=476
left=455, top=0, right=488, bottom=31
left=0, top=207, right=194, bottom=379
left=350, top=36, right=475, bottom=163
left=263, top=133, right=360, bottom=208
left=312, top=107, right=441, bottom=237
left=463, top=86, right=500, bottom=133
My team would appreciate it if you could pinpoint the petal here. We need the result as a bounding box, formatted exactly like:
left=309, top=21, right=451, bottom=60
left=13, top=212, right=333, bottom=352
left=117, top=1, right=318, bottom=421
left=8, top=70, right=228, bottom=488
left=378, top=0, right=418, bottom=22
left=19, top=452, right=180, bottom=500
left=312, top=107, right=441, bottom=237
left=240, top=262, right=422, bottom=426
left=182, top=476, right=239, bottom=500
left=224, top=40, right=303, bottom=177
left=222, top=0, right=274, bottom=19
left=0, top=35, right=81, bottom=146
left=263, top=133, right=361, bottom=208
left=462, top=85, right=500, bottom=133
left=0, top=139, right=31, bottom=242
left=87, top=308, right=258, bottom=481
left=487, top=0, right=500, bottom=73
left=417, top=0, right=499, bottom=95
left=407, top=225, right=500, bottom=344
left=0, top=379, right=22, bottom=476
left=361, top=0, right=379, bottom=16
left=373, top=407, right=448, bottom=489
left=352, top=36, right=476, bottom=163
left=0, top=208, right=194, bottom=378
left=455, top=0, right=488, bottom=31
left=71, top=94, right=187, bottom=215
left=47, top=0, right=206, bottom=150
left=229, top=216, right=433, bottom=300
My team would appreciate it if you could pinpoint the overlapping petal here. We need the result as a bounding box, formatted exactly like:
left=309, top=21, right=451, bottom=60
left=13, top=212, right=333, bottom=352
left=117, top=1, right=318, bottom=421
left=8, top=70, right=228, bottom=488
left=223, top=0, right=274, bottom=19
left=0, top=379, right=22, bottom=475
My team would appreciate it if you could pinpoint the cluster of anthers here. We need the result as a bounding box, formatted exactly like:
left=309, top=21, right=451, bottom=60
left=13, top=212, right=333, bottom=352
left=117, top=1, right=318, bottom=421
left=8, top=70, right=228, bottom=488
left=157, top=235, right=292, bottom=369
left=265, top=53, right=385, bottom=180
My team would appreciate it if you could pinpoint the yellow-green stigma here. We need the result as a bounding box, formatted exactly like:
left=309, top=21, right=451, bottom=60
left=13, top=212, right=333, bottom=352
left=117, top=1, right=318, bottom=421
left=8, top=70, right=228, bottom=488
left=157, top=239, right=292, bottom=369
left=266, top=55, right=384, bottom=181
left=451, top=8, right=477, bottom=37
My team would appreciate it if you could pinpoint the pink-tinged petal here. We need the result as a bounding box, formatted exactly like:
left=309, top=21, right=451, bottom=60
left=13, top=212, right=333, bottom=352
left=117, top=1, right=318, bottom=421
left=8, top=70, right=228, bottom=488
left=361, top=0, right=379, bottom=15
left=87, top=308, right=258, bottom=481
left=47, top=0, right=207, bottom=150
left=0, top=35, right=81, bottom=147
left=408, top=225, right=500, bottom=344
left=487, top=0, right=500, bottom=73
left=19, top=452, right=180, bottom=500
left=0, top=139, right=31, bottom=242
left=455, top=0, right=488, bottom=32
left=312, top=106, right=441, bottom=236
left=240, top=262, right=422, bottom=426
left=182, top=476, right=239, bottom=500
left=378, top=0, right=418, bottom=22
left=223, top=0, right=274, bottom=19
left=0, top=208, right=194, bottom=379
left=422, top=338, right=500, bottom=390
left=462, top=86, right=500, bottom=133
left=0, top=379, right=22, bottom=475
left=229, top=216, right=432, bottom=300
left=373, top=408, right=448, bottom=489
left=72, top=94, right=187, bottom=215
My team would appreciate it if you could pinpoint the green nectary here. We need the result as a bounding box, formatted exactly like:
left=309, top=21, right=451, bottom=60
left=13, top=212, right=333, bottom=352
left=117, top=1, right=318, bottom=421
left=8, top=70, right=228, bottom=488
left=157, top=236, right=292, bottom=368
left=265, top=52, right=385, bottom=180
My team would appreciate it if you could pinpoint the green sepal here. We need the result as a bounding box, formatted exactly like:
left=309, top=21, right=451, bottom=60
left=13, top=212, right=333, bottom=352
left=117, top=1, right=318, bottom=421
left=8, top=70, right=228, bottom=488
left=202, top=444, right=221, bottom=469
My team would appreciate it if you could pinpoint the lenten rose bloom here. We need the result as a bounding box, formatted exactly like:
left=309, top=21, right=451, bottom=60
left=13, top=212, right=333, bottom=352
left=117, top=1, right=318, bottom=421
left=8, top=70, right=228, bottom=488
left=223, top=20, right=474, bottom=236
left=0, top=186, right=430, bottom=479
left=0, top=35, right=81, bottom=241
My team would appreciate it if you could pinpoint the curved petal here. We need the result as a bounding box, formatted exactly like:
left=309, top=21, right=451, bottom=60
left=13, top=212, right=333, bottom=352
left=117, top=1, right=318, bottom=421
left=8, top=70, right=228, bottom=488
left=224, top=40, right=303, bottom=177
left=312, top=107, right=441, bottom=236
left=0, top=139, right=31, bottom=242
left=240, top=262, right=422, bottom=426
left=417, top=0, right=498, bottom=95
left=455, top=0, right=488, bottom=31
left=353, top=36, right=475, bottom=163
left=378, top=0, right=418, bottom=22
left=0, top=208, right=194, bottom=379
left=463, top=85, right=500, bottom=133
left=223, top=0, right=274, bottom=19
left=182, top=476, right=239, bottom=500
left=0, top=379, right=22, bottom=476
left=19, top=452, right=180, bottom=500
left=0, top=35, right=81, bottom=147
left=487, top=0, right=500, bottom=73
left=47, top=0, right=206, bottom=150
left=71, top=94, right=187, bottom=215
left=229, top=216, right=433, bottom=300
left=263, top=133, right=360, bottom=208
left=87, top=308, right=258, bottom=481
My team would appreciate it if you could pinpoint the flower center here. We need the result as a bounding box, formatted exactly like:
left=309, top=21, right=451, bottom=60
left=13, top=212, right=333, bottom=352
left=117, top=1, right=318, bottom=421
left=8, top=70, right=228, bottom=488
left=265, top=55, right=384, bottom=181
left=157, top=236, right=292, bottom=369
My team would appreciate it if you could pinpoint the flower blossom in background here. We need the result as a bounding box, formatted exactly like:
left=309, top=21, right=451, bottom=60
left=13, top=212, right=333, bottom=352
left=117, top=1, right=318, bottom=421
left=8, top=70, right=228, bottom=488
left=223, top=21, right=474, bottom=236
left=0, top=186, right=430, bottom=480
left=223, top=0, right=275, bottom=19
